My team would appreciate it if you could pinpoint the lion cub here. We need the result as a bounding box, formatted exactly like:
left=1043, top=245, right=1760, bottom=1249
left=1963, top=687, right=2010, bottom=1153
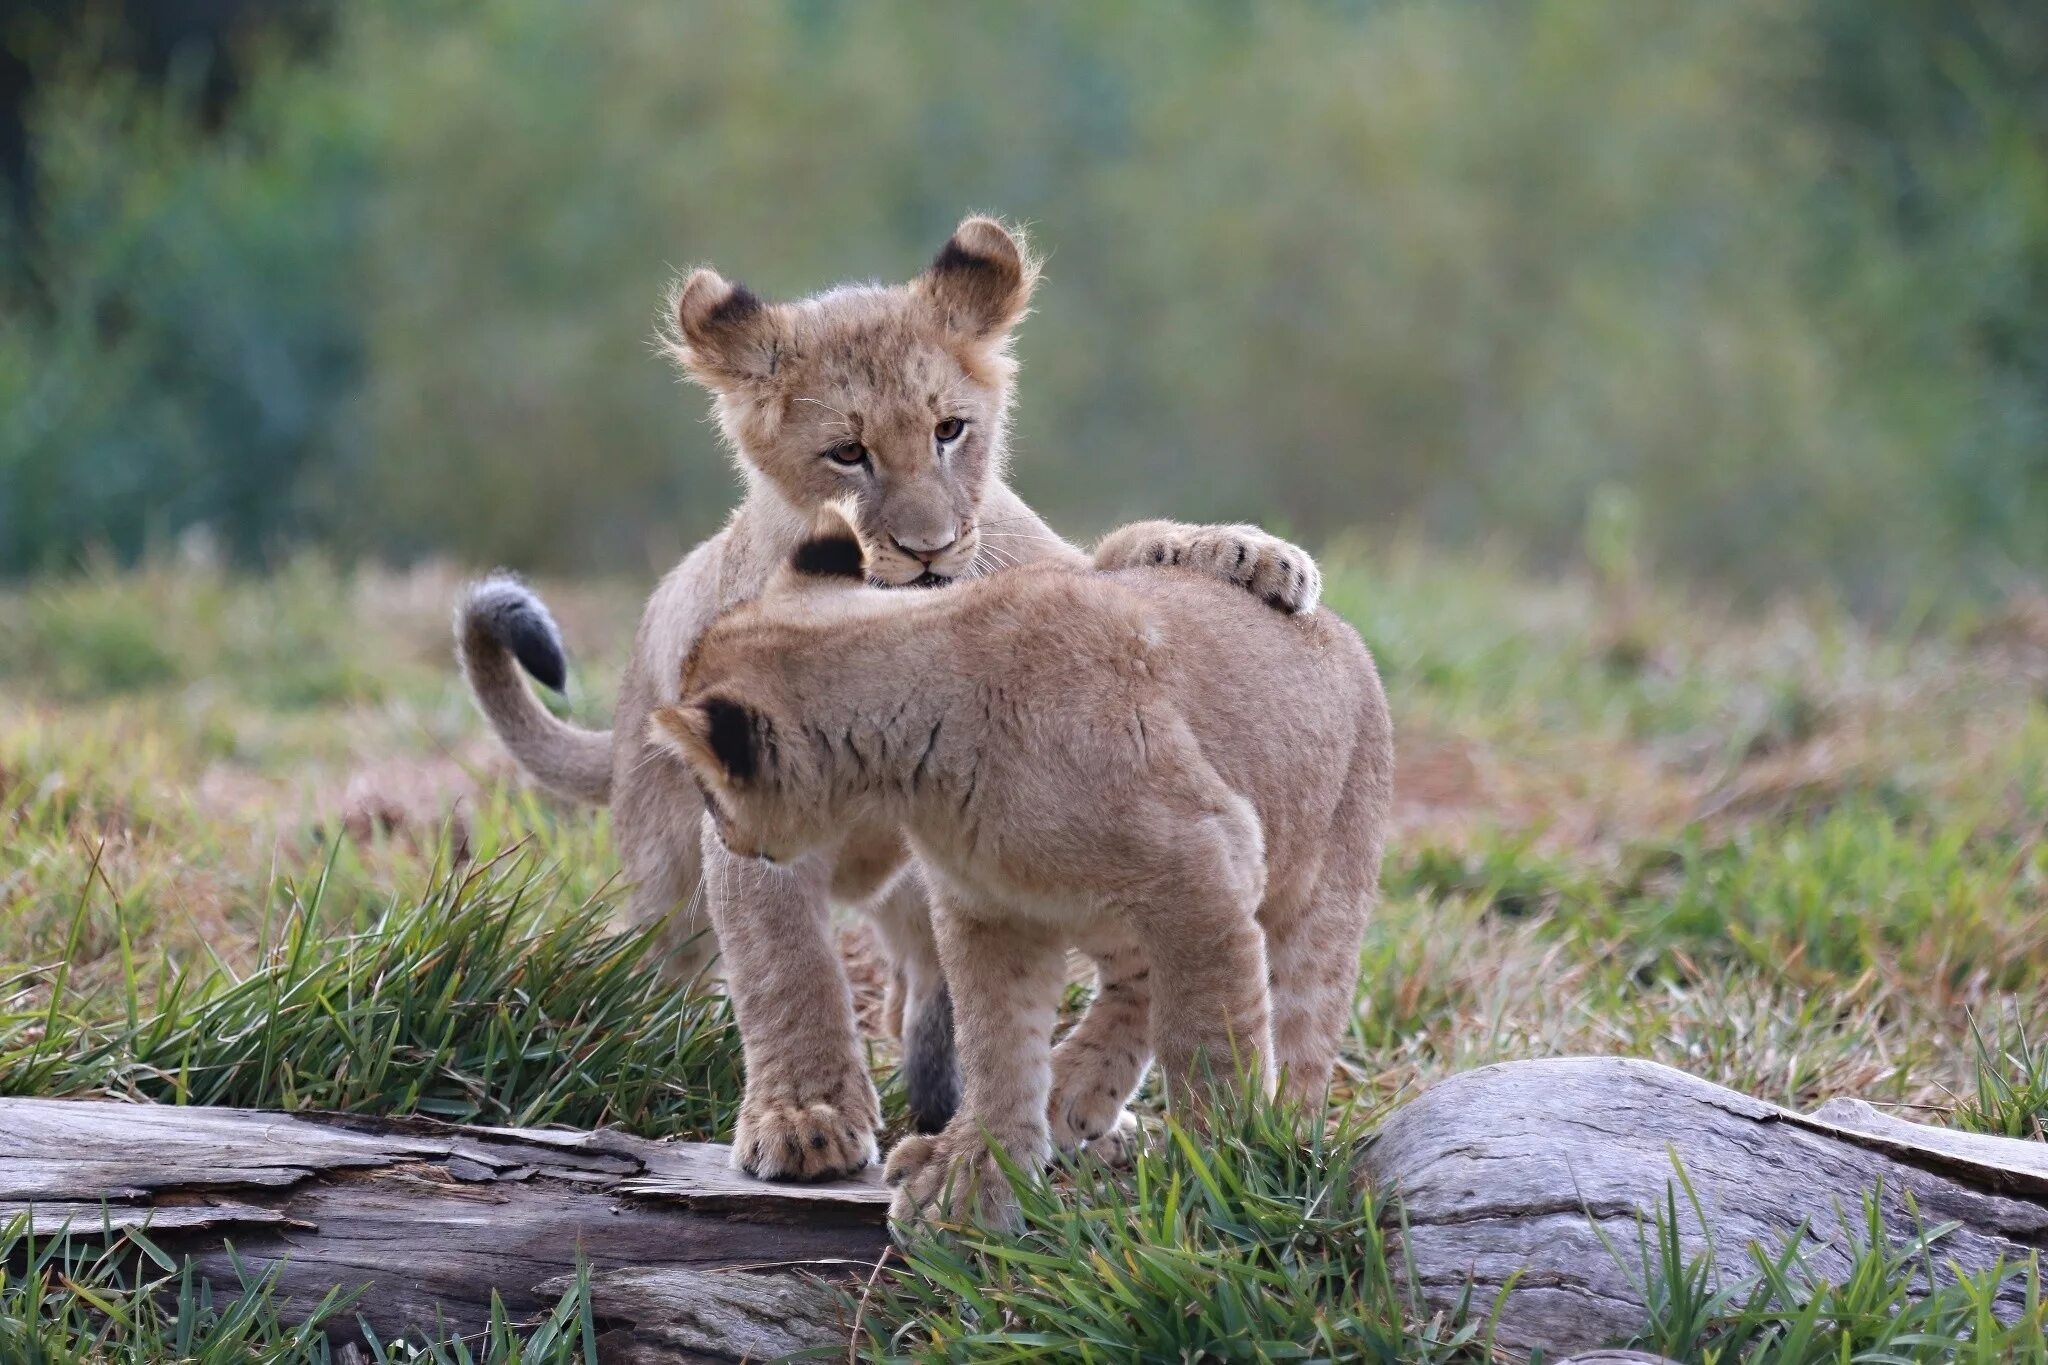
left=648, top=506, right=1393, bottom=1229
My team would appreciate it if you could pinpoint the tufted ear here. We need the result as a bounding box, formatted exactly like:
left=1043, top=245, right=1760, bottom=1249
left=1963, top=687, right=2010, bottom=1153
left=914, top=215, right=1038, bottom=340
left=649, top=695, right=763, bottom=785
left=789, top=500, right=869, bottom=582
left=666, top=267, right=784, bottom=390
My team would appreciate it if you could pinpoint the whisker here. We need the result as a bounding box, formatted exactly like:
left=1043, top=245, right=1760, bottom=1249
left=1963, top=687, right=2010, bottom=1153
left=973, top=537, right=1046, bottom=559
left=974, top=543, right=1022, bottom=573
left=793, top=396, right=855, bottom=437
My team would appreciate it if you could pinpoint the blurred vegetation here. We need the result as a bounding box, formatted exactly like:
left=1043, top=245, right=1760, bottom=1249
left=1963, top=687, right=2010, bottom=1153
left=2, top=0, right=2044, bottom=608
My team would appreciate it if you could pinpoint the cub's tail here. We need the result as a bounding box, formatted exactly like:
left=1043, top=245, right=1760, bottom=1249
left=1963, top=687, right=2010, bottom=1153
left=456, top=574, right=613, bottom=805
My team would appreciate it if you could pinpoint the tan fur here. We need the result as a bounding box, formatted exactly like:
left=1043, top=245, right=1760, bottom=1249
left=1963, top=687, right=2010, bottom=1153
left=458, top=216, right=1327, bottom=1180
left=651, top=506, right=1393, bottom=1228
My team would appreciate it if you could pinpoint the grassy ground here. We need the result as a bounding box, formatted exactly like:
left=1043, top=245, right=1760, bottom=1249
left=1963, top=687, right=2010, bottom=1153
left=2, top=547, right=2045, bottom=1360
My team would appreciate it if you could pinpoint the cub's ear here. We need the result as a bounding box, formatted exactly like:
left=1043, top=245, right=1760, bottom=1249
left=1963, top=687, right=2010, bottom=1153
left=915, top=215, right=1038, bottom=340
left=789, top=500, right=869, bottom=582
left=665, top=267, right=783, bottom=390
left=649, top=696, right=763, bottom=784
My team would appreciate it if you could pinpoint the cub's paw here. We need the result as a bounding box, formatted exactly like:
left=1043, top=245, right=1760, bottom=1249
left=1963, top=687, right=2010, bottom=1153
left=1096, top=521, right=1322, bottom=614
left=884, top=1127, right=1042, bottom=1235
left=732, top=1092, right=880, bottom=1181
left=1079, top=1109, right=1144, bottom=1169
left=1048, top=1058, right=1138, bottom=1154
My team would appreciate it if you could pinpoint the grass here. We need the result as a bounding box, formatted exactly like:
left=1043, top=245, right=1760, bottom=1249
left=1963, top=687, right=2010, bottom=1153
left=1, top=547, right=2044, bottom=1359
left=845, top=1096, right=1495, bottom=1363
left=1956, top=1016, right=2048, bottom=1142
left=0, top=1216, right=601, bottom=1363
left=2, top=852, right=740, bottom=1136
left=1610, top=1172, right=2047, bottom=1363
left=845, top=1123, right=2048, bottom=1364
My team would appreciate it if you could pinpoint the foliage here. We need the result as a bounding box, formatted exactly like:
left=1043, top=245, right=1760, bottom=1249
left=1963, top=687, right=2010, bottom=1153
left=0, top=1216, right=601, bottom=1363
left=1955, top=1015, right=2048, bottom=1142
left=1, top=854, right=741, bottom=1139
left=3, top=1, right=2046, bottom=605
left=1613, top=1174, right=2046, bottom=1363
left=0, top=40, right=369, bottom=575
left=857, top=1103, right=2048, bottom=1363
left=849, top=1095, right=1493, bottom=1363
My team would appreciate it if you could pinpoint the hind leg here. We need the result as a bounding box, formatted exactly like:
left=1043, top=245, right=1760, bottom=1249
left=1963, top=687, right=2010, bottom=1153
left=1265, top=743, right=1386, bottom=1104
left=1048, top=921, right=1152, bottom=1156
left=1264, top=878, right=1370, bottom=1106
left=866, top=866, right=960, bottom=1133
left=1123, top=801, right=1275, bottom=1118
left=613, top=734, right=717, bottom=986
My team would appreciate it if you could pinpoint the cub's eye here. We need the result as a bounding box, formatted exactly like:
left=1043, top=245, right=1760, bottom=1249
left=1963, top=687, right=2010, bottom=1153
left=823, top=441, right=869, bottom=468
left=934, top=417, right=966, bottom=444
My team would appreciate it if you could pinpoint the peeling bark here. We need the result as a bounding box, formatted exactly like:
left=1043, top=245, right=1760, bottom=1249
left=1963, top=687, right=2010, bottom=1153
left=11, top=1059, right=2044, bottom=1362
left=0, top=1098, right=887, bottom=1362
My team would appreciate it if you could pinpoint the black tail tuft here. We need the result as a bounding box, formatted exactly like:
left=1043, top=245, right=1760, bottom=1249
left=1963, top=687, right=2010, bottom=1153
left=467, top=574, right=569, bottom=693
left=902, top=984, right=962, bottom=1133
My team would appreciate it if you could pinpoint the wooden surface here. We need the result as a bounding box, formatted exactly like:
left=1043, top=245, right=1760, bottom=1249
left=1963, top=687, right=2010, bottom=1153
left=0, top=1098, right=888, bottom=1362
left=13, top=1062, right=2045, bottom=1360
left=1362, top=1057, right=2048, bottom=1356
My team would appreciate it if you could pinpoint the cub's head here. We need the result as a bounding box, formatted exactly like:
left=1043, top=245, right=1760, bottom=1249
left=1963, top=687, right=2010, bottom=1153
left=663, top=215, right=1038, bottom=588
left=647, top=504, right=897, bottom=863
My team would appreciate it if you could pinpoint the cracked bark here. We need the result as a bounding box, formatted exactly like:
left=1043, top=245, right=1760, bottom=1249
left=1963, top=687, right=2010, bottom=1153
left=10, top=1059, right=2044, bottom=1361
left=1361, top=1057, right=2048, bottom=1357
left=0, top=1097, right=888, bottom=1362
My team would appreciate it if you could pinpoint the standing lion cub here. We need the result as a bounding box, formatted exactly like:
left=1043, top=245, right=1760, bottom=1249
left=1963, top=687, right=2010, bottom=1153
left=648, top=504, right=1394, bottom=1229
left=457, top=215, right=1325, bottom=1176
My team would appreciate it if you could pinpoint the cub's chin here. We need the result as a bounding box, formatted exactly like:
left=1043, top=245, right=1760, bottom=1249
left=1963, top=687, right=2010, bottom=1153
left=870, top=560, right=971, bottom=591
left=868, top=539, right=980, bottom=591
left=868, top=571, right=952, bottom=590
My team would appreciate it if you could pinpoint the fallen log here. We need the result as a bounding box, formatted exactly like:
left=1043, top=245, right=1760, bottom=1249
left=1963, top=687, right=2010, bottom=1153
left=10, top=1059, right=2044, bottom=1361
left=1363, top=1057, right=2048, bottom=1358
left=0, top=1098, right=888, bottom=1362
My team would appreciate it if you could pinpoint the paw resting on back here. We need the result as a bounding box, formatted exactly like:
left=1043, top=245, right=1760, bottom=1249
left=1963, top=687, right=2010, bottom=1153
left=1093, top=521, right=1322, bottom=614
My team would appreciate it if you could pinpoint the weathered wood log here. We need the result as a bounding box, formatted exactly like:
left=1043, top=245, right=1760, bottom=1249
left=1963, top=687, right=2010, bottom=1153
left=12, top=1060, right=2044, bottom=1361
left=0, top=1098, right=888, bottom=1363
left=1363, top=1057, right=2048, bottom=1358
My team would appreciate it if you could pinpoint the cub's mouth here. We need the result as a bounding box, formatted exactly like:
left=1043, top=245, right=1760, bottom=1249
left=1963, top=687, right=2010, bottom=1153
left=871, top=569, right=957, bottom=590
left=869, top=530, right=979, bottom=590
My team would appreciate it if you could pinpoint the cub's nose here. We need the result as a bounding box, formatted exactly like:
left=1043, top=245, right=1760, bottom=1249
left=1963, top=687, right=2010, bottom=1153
left=890, top=531, right=958, bottom=565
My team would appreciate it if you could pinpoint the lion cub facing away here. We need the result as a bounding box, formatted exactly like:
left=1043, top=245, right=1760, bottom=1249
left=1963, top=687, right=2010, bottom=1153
left=648, top=505, right=1394, bottom=1228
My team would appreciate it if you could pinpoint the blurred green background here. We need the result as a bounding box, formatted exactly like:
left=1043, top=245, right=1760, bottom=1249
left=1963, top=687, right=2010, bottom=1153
left=2, top=0, right=2043, bottom=610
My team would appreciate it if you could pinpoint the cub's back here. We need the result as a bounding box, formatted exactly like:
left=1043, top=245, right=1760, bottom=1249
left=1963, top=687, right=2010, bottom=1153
left=1100, top=566, right=1389, bottom=873
left=1100, top=565, right=1378, bottom=720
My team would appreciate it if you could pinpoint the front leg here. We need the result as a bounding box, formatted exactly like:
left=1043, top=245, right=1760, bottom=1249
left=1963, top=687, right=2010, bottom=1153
left=885, top=902, right=1065, bottom=1233
left=1092, top=520, right=1322, bottom=615
left=703, top=828, right=881, bottom=1180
